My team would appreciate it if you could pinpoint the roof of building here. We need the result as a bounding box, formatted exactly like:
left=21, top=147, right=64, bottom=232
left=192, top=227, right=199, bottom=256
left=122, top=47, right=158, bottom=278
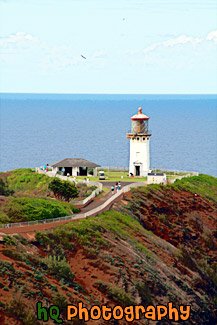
left=148, top=173, right=165, bottom=176
left=50, top=158, right=100, bottom=168
left=131, top=107, right=149, bottom=121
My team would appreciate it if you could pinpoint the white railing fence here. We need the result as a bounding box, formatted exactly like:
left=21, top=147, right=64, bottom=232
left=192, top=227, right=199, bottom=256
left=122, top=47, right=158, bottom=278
left=0, top=182, right=144, bottom=230
left=0, top=215, right=75, bottom=229
left=0, top=167, right=198, bottom=230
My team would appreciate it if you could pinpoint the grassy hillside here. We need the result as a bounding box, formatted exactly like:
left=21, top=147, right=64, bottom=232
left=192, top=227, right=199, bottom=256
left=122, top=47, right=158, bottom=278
left=172, top=174, right=217, bottom=202
left=6, top=168, right=51, bottom=197
left=0, top=174, right=216, bottom=324
left=0, top=169, right=100, bottom=224
left=0, top=197, right=75, bottom=224
left=0, top=169, right=80, bottom=224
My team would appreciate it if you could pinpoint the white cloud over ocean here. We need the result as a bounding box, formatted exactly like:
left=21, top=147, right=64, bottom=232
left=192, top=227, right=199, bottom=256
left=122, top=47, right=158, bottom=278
left=206, top=30, right=217, bottom=43
left=0, top=32, right=38, bottom=49
left=143, top=30, right=217, bottom=54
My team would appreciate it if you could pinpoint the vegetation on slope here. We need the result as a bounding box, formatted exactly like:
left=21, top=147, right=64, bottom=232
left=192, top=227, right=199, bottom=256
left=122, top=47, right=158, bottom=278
left=172, top=174, right=217, bottom=202
left=0, top=197, right=76, bottom=224
left=6, top=168, right=51, bottom=197
left=0, top=169, right=99, bottom=224
left=0, top=174, right=216, bottom=324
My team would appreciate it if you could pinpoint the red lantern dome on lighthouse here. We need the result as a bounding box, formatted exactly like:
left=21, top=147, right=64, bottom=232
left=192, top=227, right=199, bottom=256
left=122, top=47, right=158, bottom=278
left=131, top=107, right=149, bottom=121
left=128, top=107, right=150, bottom=135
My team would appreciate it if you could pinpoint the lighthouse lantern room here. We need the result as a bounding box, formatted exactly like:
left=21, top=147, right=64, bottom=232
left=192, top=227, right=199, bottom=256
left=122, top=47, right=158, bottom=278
left=126, top=107, right=151, bottom=177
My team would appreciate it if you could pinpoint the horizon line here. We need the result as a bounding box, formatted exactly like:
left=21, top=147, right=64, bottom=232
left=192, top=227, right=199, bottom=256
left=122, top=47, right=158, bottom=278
left=1, top=92, right=217, bottom=96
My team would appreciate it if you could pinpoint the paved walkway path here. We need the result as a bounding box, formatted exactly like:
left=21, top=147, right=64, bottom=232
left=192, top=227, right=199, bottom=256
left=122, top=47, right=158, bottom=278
left=0, top=181, right=142, bottom=238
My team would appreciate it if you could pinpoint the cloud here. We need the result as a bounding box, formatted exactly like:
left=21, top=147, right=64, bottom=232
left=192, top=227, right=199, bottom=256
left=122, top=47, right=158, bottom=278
left=143, top=30, right=217, bottom=54
left=206, top=30, right=217, bottom=44
left=93, top=51, right=106, bottom=58
left=143, top=35, right=202, bottom=53
left=0, top=32, right=38, bottom=49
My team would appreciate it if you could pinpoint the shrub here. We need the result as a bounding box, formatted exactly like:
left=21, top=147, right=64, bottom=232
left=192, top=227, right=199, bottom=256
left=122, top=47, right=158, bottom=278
left=34, top=273, right=44, bottom=283
left=95, top=280, right=135, bottom=306
left=175, top=246, right=198, bottom=271
left=41, top=255, right=74, bottom=283
left=1, top=196, right=73, bottom=223
left=5, top=298, right=40, bottom=325
left=3, top=235, right=16, bottom=246
left=52, top=292, right=69, bottom=318
left=135, top=281, right=152, bottom=305
left=2, top=248, right=23, bottom=261
left=7, top=168, right=50, bottom=197
left=3, top=287, right=9, bottom=291
left=0, top=260, right=15, bottom=275
left=0, top=178, right=14, bottom=196
left=48, top=178, right=78, bottom=201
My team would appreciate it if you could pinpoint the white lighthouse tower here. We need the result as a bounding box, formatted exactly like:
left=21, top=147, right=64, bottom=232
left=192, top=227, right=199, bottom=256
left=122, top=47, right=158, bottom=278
left=126, top=107, right=151, bottom=177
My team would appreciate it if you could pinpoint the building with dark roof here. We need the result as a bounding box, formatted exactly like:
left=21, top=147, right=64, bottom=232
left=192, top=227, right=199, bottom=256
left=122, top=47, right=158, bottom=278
left=147, top=172, right=166, bottom=184
left=50, top=158, right=100, bottom=176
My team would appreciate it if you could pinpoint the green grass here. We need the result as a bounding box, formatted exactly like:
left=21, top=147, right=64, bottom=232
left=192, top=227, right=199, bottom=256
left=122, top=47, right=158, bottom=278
left=74, top=171, right=147, bottom=182
left=172, top=174, right=217, bottom=202
left=130, top=174, right=217, bottom=203
left=35, top=211, right=153, bottom=259
left=4, top=168, right=96, bottom=199
left=7, top=168, right=51, bottom=197
left=0, top=197, right=76, bottom=224
left=95, top=280, right=135, bottom=306
left=95, top=186, right=110, bottom=198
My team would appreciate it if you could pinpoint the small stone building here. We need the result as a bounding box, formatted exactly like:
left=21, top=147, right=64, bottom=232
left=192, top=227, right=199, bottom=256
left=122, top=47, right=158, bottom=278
left=50, top=158, right=100, bottom=177
left=147, top=173, right=167, bottom=184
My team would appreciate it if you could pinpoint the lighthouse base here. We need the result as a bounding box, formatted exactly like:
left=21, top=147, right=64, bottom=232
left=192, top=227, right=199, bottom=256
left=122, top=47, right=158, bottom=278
left=129, top=162, right=150, bottom=177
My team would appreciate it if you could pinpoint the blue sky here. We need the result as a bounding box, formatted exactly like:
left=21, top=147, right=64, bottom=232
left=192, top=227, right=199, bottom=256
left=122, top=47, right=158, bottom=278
left=0, top=0, right=217, bottom=94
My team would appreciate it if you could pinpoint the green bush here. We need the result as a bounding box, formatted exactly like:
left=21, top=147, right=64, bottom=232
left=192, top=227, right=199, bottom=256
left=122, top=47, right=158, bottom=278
left=3, top=235, right=16, bottom=246
left=41, top=255, right=74, bottom=283
left=174, top=174, right=217, bottom=202
left=48, top=178, right=78, bottom=201
left=3, top=287, right=9, bottom=291
left=0, top=196, right=74, bottom=223
left=135, top=281, right=152, bottom=305
left=2, top=248, right=24, bottom=261
left=96, top=280, right=135, bottom=306
left=52, top=292, right=69, bottom=318
left=0, top=178, right=14, bottom=196
left=7, top=168, right=50, bottom=195
left=6, top=298, right=40, bottom=325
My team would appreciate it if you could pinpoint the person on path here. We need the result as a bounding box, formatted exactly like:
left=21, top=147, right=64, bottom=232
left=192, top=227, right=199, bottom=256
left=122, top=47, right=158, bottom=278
left=111, top=186, right=115, bottom=194
left=62, top=167, right=65, bottom=176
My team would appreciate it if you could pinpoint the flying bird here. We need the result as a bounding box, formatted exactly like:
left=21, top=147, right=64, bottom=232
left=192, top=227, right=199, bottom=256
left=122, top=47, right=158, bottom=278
left=81, top=55, right=86, bottom=59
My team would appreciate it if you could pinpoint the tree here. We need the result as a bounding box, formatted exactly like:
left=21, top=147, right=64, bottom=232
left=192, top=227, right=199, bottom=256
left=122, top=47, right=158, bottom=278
left=0, top=179, right=14, bottom=196
left=48, top=178, right=78, bottom=201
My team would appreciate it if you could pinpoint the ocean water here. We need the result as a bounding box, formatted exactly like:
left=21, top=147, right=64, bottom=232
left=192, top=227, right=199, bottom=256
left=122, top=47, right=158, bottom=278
left=0, top=94, right=217, bottom=177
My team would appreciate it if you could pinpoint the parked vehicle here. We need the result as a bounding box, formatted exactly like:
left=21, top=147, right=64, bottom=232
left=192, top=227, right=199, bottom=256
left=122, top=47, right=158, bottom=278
left=99, top=171, right=105, bottom=180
